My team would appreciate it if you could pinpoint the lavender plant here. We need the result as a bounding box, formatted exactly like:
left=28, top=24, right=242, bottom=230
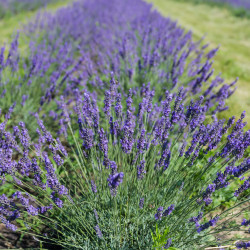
left=0, top=0, right=249, bottom=249
left=0, top=77, right=249, bottom=249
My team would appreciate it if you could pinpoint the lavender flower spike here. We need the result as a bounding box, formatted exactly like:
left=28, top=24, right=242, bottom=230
left=164, top=238, right=172, bottom=249
left=241, top=218, right=250, bottom=227
left=94, top=225, right=103, bottom=238
left=163, top=204, right=175, bottom=216
left=155, top=206, right=164, bottom=220
left=107, top=172, right=124, bottom=196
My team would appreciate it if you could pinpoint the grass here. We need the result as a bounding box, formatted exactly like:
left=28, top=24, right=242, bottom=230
left=148, top=0, right=250, bottom=127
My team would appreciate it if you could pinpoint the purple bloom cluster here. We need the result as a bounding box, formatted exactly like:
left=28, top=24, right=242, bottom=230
left=197, top=216, right=220, bottom=233
left=139, top=198, right=144, bottom=209
left=107, top=172, right=124, bottom=197
left=137, top=160, right=146, bottom=180
left=189, top=212, right=203, bottom=227
left=241, top=218, right=250, bottom=227
left=0, top=114, right=68, bottom=230
left=91, top=180, right=97, bottom=194
left=155, top=205, right=175, bottom=220
left=94, top=224, right=103, bottom=238
left=163, top=205, right=175, bottom=216
left=164, top=238, right=172, bottom=249
left=236, top=241, right=250, bottom=249
left=155, top=207, right=164, bottom=221
left=234, top=177, right=250, bottom=197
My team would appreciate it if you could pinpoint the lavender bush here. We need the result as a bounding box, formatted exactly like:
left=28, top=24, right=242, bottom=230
left=0, top=77, right=249, bottom=249
left=0, top=0, right=249, bottom=249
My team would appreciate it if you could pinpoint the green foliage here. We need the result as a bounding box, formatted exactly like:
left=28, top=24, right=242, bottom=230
left=151, top=224, right=179, bottom=249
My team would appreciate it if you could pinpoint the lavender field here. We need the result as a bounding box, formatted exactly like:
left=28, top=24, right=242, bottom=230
left=192, top=0, right=250, bottom=10
left=0, top=0, right=249, bottom=249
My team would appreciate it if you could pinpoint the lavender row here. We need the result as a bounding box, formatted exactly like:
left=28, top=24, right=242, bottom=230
left=181, top=0, right=250, bottom=15
left=209, top=0, right=250, bottom=10
left=0, top=0, right=235, bottom=131
left=0, top=0, right=57, bottom=18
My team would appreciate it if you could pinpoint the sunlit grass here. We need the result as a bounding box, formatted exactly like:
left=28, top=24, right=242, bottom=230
left=148, top=0, right=250, bottom=127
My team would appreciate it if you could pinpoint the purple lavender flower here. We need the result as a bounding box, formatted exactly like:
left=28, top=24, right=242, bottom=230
left=232, top=159, right=250, bottom=177
left=236, top=241, right=250, bottom=249
left=91, top=180, right=97, bottom=193
left=21, top=95, right=28, bottom=106
left=164, top=238, right=172, bottom=249
left=115, top=93, right=122, bottom=118
left=51, top=194, right=63, bottom=208
left=197, top=216, right=219, bottom=233
left=94, top=209, right=99, bottom=221
left=157, top=143, right=171, bottom=170
left=80, top=128, right=94, bottom=150
left=98, top=128, right=108, bottom=153
left=0, top=0, right=249, bottom=244
left=137, top=160, right=146, bottom=179
left=137, top=129, right=146, bottom=154
left=155, top=206, right=164, bottom=220
left=171, top=87, right=184, bottom=125
left=120, top=110, right=135, bottom=154
left=0, top=215, right=17, bottom=231
left=163, top=204, right=175, bottom=216
left=104, top=90, right=111, bottom=117
left=110, top=161, right=117, bottom=175
left=103, top=153, right=110, bottom=168
left=107, top=172, right=124, bottom=196
left=234, top=178, right=250, bottom=197
left=36, top=117, right=53, bottom=144
left=162, top=91, right=173, bottom=118
left=202, top=184, right=216, bottom=205
left=189, top=212, right=203, bottom=228
left=241, top=218, right=250, bottom=227
left=126, top=89, right=133, bottom=111
left=94, top=224, right=103, bottom=238
left=139, top=198, right=144, bottom=209
left=27, top=205, right=39, bottom=216
left=40, top=204, right=53, bottom=214
left=179, top=141, right=187, bottom=157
